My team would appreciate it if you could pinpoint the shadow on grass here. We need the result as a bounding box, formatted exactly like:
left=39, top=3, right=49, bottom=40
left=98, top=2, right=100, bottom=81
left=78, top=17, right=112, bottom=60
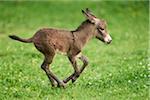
left=22, top=52, right=42, bottom=58
left=0, top=52, right=14, bottom=57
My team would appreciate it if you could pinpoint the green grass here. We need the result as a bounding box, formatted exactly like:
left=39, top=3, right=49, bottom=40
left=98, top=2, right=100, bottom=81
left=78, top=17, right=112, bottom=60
left=0, top=1, right=149, bottom=100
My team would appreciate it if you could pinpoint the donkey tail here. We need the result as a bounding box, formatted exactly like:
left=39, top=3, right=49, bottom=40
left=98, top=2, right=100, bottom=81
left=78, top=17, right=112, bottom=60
left=9, top=35, right=33, bottom=43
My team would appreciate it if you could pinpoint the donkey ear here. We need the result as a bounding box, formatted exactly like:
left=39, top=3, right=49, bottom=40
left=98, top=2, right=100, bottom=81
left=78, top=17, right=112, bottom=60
left=82, top=9, right=96, bottom=23
left=85, top=8, right=97, bottom=18
left=85, top=8, right=92, bottom=14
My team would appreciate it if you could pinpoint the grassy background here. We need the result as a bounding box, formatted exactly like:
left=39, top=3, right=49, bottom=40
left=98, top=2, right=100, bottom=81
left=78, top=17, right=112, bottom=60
left=0, top=1, right=149, bottom=100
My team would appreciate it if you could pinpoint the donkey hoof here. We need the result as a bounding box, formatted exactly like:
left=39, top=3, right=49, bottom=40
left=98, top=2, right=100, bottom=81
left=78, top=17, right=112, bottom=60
left=58, top=82, right=66, bottom=88
left=51, top=83, right=57, bottom=87
left=51, top=81, right=58, bottom=87
left=63, top=79, right=68, bottom=83
left=71, top=76, right=77, bottom=83
left=72, top=79, right=76, bottom=83
left=71, top=74, right=79, bottom=83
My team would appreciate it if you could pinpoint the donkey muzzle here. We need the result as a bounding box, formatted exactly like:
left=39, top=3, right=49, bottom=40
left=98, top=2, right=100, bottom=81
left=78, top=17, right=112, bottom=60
left=104, top=34, right=112, bottom=44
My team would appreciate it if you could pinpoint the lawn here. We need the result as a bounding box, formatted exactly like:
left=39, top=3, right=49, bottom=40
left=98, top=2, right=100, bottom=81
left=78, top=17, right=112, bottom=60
left=0, top=1, right=149, bottom=100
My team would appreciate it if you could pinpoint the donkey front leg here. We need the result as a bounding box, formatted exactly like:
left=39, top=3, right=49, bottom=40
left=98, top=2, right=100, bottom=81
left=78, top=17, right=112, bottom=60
left=71, top=55, right=88, bottom=83
left=78, top=55, right=89, bottom=74
left=69, top=56, right=81, bottom=83
left=63, top=55, right=88, bottom=83
left=41, top=54, right=65, bottom=88
left=63, top=55, right=80, bottom=83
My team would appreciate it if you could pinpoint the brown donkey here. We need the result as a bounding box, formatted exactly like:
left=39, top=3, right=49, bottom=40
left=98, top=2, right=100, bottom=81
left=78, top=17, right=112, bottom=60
left=9, top=8, right=112, bottom=88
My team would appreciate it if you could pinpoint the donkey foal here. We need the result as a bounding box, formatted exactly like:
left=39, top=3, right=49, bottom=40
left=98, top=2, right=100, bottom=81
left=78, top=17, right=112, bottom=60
left=9, top=8, right=112, bottom=88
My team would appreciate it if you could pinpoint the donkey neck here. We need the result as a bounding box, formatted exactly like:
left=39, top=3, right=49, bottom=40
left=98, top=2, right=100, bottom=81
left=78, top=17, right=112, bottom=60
left=72, top=20, right=95, bottom=47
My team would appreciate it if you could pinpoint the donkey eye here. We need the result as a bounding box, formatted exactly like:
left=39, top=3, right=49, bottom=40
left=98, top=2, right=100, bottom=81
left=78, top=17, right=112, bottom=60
left=97, top=28, right=104, bottom=36
left=97, top=26, right=104, bottom=30
left=99, top=27, right=104, bottom=30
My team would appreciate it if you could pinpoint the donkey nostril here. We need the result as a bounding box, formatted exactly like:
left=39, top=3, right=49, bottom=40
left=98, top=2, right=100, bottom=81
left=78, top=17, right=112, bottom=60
left=107, top=40, right=112, bottom=44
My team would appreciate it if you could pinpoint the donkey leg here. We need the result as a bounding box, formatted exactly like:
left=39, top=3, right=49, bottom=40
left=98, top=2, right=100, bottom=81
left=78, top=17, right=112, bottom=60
left=63, top=55, right=80, bottom=83
left=63, top=73, right=75, bottom=83
left=72, top=55, right=89, bottom=81
left=79, top=55, right=89, bottom=74
left=69, top=56, right=81, bottom=83
left=41, top=60, right=57, bottom=87
left=41, top=54, right=65, bottom=88
left=63, top=55, right=88, bottom=83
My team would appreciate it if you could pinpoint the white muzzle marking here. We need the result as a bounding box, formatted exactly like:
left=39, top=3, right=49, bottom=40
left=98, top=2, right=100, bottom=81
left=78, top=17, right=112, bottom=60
left=104, top=34, right=112, bottom=43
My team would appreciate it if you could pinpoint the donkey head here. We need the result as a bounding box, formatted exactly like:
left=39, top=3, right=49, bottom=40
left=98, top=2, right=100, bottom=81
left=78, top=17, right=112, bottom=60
left=82, top=8, right=112, bottom=44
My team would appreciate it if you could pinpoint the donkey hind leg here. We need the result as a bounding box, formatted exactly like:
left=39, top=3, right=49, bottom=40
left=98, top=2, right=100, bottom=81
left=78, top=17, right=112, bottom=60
left=63, top=55, right=88, bottom=83
left=41, top=54, right=65, bottom=88
left=41, top=60, right=57, bottom=87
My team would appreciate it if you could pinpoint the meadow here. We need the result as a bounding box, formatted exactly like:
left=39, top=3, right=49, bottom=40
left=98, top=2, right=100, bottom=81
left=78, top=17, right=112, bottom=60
left=0, top=1, right=149, bottom=100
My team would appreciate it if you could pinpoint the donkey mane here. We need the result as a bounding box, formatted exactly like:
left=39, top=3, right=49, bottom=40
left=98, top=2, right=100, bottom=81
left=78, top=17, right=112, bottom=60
left=73, top=19, right=93, bottom=32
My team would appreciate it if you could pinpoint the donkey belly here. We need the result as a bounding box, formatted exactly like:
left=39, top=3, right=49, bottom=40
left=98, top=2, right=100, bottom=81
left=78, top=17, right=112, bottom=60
left=51, top=39, right=70, bottom=54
